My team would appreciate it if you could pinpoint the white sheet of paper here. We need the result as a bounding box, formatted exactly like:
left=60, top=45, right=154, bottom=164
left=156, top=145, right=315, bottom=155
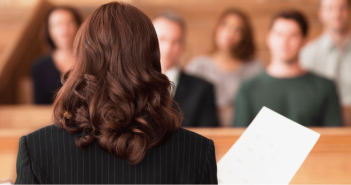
left=0, top=182, right=11, bottom=185
left=217, top=107, right=320, bottom=184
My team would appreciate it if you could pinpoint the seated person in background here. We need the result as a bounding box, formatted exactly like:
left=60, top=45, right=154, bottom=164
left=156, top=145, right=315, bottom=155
left=15, top=2, right=217, bottom=184
left=32, top=6, right=82, bottom=104
left=233, top=10, right=343, bottom=127
left=300, top=0, right=351, bottom=126
left=153, top=12, right=219, bottom=127
left=186, top=8, right=263, bottom=127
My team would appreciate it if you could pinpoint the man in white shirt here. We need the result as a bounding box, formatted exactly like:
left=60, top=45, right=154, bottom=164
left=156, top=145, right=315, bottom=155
left=152, top=12, right=219, bottom=127
left=300, top=0, right=351, bottom=126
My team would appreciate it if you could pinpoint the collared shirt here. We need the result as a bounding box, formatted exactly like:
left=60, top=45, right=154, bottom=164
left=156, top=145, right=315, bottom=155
left=300, top=33, right=351, bottom=105
left=164, top=66, right=181, bottom=96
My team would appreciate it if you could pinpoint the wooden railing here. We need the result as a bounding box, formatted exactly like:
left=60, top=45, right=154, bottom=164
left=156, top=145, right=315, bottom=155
left=0, top=105, right=350, bottom=183
left=0, top=105, right=52, bottom=181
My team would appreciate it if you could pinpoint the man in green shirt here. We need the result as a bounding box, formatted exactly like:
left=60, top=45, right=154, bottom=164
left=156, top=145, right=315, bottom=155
left=233, top=10, right=343, bottom=127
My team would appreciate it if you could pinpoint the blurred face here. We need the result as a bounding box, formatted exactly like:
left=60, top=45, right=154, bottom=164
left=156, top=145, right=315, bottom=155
left=320, top=0, right=350, bottom=33
left=267, top=18, right=306, bottom=64
left=215, top=14, right=243, bottom=51
left=49, top=9, right=78, bottom=50
left=153, top=18, right=183, bottom=72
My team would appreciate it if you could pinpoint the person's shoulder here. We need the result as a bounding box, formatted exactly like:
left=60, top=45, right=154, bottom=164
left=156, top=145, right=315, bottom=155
left=242, top=58, right=265, bottom=76
left=307, top=72, right=332, bottom=82
left=234, top=72, right=266, bottom=96
left=32, top=54, right=52, bottom=66
left=242, top=72, right=266, bottom=86
left=26, top=124, right=67, bottom=140
left=32, top=54, right=53, bottom=71
left=307, top=72, right=336, bottom=88
left=301, top=35, right=325, bottom=58
left=170, top=127, right=214, bottom=148
left=303, top=35, right=325, bottom=51
left=304, top=72, right=338, bottom=96
left=245, top=58, right=264, bottom=68
left=180, top=72, right=213, bottom=89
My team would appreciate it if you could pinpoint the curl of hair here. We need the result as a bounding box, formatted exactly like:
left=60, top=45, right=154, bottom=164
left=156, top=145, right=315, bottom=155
left=52, top=2, right=181, bottom=165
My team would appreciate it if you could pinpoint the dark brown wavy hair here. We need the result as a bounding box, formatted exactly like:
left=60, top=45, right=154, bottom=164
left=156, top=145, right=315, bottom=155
left=52, top=2, right=181, bottom=165
left=212, top=8, right=256, bottom=62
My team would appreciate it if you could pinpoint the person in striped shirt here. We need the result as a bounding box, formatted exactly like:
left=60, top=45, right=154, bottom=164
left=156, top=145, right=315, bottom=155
left=300, top=0, right=351, bottom=126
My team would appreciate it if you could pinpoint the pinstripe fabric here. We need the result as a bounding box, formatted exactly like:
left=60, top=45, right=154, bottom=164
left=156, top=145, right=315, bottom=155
left=15, top=125, right=218, bottom=184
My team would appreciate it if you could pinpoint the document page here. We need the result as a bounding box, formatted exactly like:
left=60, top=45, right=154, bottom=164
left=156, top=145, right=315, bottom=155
left=217, top=107, right=320, bottom=184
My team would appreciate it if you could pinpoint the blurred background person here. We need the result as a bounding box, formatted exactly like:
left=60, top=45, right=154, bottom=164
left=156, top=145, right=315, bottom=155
left=31, top=6, right=82, bottom=104
left=300, top=0, right=351, bottom=126
left=153, top=12, right=219, bottom=127
left=234, top=10, right=343, bottom=127
left=186, top=8, right=263, bottom=127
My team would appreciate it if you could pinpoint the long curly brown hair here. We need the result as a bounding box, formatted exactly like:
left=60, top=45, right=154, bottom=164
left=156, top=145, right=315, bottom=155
left=52, top=2, right=181, bottom=165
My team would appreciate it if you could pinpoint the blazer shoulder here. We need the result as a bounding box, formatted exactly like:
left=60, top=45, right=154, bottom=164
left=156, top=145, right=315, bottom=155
left=31, top=55, right=53, bottom=73
left=172, top=128, right=217, bottom=183
left=179, top=72, right=214, bottom=90
left=26, top=124, right=72, bottom=150
left=171, top=127, right=214, bottom=148
left=27, top=124, right=61, bottom=138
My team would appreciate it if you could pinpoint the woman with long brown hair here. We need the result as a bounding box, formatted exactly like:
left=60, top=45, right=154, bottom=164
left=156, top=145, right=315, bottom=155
left=186, top=8, right=264, bottom=127
left=15, top=2, right=217, bottom=184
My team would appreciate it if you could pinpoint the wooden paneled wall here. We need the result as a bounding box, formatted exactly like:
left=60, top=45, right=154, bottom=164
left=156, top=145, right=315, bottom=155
left=0, top=1, right=35, bottom=104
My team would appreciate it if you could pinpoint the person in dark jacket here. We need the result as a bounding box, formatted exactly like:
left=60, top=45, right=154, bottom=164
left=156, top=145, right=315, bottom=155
left=32, top=6, right=82, bottom=104
left=153, top=11, right=219, bottom=127
left=15, top=2, right=218, bottom=184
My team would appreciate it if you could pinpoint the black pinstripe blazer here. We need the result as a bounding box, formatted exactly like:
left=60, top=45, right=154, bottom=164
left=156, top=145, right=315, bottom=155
left=15, top=125, right=218, bottom=184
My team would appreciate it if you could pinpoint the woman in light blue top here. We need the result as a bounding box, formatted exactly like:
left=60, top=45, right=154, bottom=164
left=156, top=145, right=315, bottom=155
left=186, top=8, right=263, bottom=126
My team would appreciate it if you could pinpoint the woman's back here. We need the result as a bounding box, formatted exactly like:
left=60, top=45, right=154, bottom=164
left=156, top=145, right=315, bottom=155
left=15, top=125, right=217, bottom=184
left=16, top=2, right=218, bottom=184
